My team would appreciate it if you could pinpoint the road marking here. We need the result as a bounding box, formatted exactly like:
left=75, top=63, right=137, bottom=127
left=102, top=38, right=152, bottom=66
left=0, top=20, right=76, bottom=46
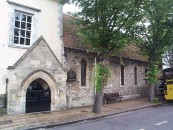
left=139, top=129, right=145, bottom=130
left=155, top=121, right=168, bottom=126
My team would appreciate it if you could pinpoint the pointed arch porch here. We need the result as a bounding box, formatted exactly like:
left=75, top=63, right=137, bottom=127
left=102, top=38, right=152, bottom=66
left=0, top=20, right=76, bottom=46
left=18, top=70, right=59, bottom=113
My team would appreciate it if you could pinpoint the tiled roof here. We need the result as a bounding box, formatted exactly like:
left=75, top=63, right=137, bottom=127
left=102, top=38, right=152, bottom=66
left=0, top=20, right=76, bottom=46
left=118, top=44, right=148, bottom=62
left=63, top=14, right=148, bottom=62
left=63, top=14, right=86, bottom=50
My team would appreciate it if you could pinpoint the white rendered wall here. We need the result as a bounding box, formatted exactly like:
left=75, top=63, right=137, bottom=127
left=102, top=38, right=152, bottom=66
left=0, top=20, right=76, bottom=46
left=0, top=0, right=63, bottom=94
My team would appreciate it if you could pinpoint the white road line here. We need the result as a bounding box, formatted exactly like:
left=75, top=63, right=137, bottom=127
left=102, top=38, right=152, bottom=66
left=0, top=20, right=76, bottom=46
left=139, top=129, right=145, bottom=130
left=155, top=121, right=168, bottom=126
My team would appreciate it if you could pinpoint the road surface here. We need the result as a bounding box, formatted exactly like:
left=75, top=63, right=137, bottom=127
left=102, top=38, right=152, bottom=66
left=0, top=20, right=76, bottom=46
left=39, top=103, right=173, bottom=130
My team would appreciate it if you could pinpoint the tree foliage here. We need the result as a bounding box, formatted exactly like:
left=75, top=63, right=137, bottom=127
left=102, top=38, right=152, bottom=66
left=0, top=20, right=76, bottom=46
left=62, top=0, right=173, bottom=104
left=133, top=0, right=173, bottom=102
left=134, top=0, right=173, bottom=85
left=63, top=0, right=143, bottom=113
left=63, top=0, right=144, bottom=92
left=66, top=0, right=143, bottom=57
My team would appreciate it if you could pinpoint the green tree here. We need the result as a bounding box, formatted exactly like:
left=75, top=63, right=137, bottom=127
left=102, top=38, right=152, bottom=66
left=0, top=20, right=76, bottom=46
left=133, top=0, right=173, bottom=102
left=62, top=0, right=143, bottom=113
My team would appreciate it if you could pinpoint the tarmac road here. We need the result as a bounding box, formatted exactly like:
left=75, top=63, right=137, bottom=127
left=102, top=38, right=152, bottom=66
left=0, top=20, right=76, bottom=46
left=44, top=103, right=173, bottom=130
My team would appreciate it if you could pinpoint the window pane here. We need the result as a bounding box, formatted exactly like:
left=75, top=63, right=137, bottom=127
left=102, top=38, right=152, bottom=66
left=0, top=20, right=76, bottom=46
left=121, top=65, right=124, bottom=85
left=20, top=30, right=25, bottom=37
left=20, top=37, right=25, bottom=45
left=14, top=29, right=19, bottom=36
left=145, top=68, right=148, bottom=85
left=21, top=22, right=26, bottom=29
left=15, top=21, right=20, bottom=28
left=27, top=16, right=32, bottom=23
left=27, top=23, right=31, bottom=30
left=14, top=36, right=19, bottom=44
left=13, top=12, right=32, bottom=46
left=134, top=66, right=137, bottom=85
left=26, top=38, right=30, bottom=45
left=81, top=60, right=87, bottom=86
left=21, top=14, right=26, bottom=22
left=15, top=13, right=20, bottom=20
left=26, top=31, right=31, bottom=38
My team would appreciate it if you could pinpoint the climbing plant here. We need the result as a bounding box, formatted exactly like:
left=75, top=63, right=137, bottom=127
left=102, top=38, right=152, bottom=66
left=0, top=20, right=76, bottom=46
left=95, top=63, right=111, bottom=93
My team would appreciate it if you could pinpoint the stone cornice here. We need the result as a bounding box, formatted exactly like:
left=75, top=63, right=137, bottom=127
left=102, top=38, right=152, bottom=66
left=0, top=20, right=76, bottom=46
left=7, top=0, right=41, bottom=12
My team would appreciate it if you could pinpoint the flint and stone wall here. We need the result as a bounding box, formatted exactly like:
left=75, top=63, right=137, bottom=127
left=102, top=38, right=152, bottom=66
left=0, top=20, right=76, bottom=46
left=65, top=48, right=148, bottom=108
left=65, top=48, right=95, bottom=108
left=104, top=59, right=148, bottom=100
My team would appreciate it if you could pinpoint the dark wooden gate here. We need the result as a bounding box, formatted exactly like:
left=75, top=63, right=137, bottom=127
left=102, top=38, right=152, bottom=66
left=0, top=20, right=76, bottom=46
left=26, top=81, right=51, bottom=113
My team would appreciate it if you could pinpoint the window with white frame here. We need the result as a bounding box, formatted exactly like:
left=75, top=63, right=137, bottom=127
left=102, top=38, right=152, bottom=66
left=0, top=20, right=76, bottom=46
left=13, top=11, right=32, bottom=46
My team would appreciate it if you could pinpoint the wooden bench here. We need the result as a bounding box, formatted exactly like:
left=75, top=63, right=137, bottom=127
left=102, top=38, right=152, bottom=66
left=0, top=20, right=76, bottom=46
left=104, top=92, right=123, bottom=103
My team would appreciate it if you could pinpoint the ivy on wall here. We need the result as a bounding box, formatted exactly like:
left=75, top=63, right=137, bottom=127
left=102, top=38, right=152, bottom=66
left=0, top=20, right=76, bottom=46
left=95, top=62, right=111, bottom=93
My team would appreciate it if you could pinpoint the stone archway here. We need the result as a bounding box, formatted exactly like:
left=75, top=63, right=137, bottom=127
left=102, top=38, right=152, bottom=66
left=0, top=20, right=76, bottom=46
left=26, top=79, right=51, bottom=113
left=18, top=70, right=59, bottom=113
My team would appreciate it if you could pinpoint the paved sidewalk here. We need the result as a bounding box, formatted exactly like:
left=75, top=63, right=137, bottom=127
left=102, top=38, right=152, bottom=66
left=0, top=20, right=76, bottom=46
left=0, top=97, right=164, bottom=130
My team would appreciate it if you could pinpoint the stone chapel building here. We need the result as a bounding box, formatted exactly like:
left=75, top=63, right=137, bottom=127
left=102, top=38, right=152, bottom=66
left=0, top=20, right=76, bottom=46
left=0, top=0, right=148, bottom=115
left=63, top=15, right=149, bottom=108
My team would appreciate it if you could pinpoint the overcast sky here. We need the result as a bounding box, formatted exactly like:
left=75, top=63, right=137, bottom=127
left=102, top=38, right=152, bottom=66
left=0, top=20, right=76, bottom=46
left=63, top=4, right=78, bottom=13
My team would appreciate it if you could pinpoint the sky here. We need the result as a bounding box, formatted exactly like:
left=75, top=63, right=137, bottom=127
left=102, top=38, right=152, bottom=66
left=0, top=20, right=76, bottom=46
left=63, top=4, right=78, bottom=13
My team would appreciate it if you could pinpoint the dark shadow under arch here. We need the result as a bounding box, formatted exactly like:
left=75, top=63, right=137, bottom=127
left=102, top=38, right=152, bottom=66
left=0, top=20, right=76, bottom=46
left=26, top=78, right=51, bottom=113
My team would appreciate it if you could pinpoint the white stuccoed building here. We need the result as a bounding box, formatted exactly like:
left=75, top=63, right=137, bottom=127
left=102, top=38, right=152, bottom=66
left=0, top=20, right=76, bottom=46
left=0, top=0, right=67, bottom=115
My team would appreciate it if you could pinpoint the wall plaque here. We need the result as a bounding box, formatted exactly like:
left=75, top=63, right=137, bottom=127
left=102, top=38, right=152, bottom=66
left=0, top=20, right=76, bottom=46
left=67, top=69, right=76, bottom=82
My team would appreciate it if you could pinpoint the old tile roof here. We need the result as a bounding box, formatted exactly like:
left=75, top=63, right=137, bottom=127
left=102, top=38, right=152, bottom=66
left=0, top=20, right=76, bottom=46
left=118, top=44, right=148, bottom=62
left=63, top=14, right=86, bottom=50
left=63, top=14, right=148, bottom=62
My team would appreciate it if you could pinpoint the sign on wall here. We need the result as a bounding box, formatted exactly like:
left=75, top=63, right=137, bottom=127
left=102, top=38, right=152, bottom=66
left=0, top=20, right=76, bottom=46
left=67, top=69, right=76, bottom=82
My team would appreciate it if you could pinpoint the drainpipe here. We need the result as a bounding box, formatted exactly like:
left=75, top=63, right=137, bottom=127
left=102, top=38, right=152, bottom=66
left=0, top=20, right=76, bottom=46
left=5, top=78, right=8, bottom=108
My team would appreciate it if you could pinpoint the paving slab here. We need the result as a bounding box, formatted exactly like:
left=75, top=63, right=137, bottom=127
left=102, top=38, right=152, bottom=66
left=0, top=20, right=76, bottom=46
left=0, top=97, right=165, bottom=130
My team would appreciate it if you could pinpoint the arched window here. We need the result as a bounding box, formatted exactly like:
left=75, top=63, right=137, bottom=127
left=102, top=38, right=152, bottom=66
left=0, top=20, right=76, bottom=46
left=145, top=68, right=148, bottom=85
left=121, top=65, right=124, bottom=85
left=134, top=66, right=137, bottom=85
left=81, top=59, right=87, bottom=86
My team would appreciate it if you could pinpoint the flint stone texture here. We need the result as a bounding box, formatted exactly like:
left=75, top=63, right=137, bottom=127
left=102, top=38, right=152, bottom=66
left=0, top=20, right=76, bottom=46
left=65, top=48, right=148, bottom=108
